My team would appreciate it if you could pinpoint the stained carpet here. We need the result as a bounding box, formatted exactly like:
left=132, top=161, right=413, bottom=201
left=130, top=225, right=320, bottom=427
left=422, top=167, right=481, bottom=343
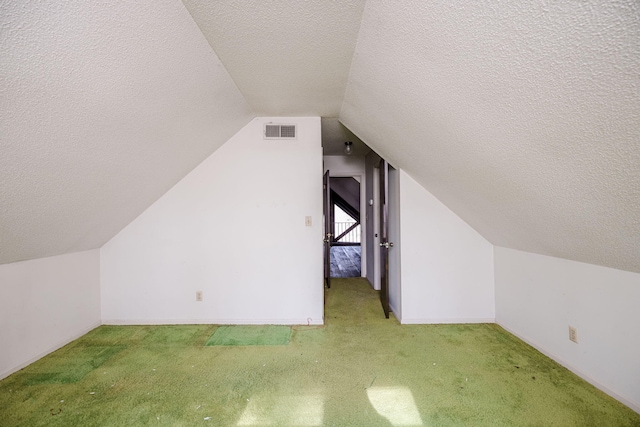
left=205, top=326, right=291, bottom=346
left=1, top=278, right=639, bottom=426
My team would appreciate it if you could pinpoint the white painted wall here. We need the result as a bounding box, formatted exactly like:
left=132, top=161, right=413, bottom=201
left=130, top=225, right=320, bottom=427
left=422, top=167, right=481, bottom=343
left=323, top=155, right=365, bottom=177
left=495, top=247, right=640, bottom=413
left=100, top=118, right=324, bottom=325
left=398, top=170, right=495, bottom=323
left=0, top=250, right=101, bottom=379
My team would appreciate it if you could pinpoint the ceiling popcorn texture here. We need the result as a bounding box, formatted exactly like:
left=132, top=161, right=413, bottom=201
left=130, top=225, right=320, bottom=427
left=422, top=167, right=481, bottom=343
left=0, top=0, right=252, bottom=264
left=181, top=0, right=366, bottom=117
left=341, top=0, right=640, bottom=273
left=1, top=0, right=639, bottom=274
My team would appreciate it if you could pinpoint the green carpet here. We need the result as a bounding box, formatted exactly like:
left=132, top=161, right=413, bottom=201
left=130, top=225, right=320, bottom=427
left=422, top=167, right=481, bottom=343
left=205, top=325, right=291, bottom=346
left=21, top=345, right=126, bottom=385
left=1, top=278, right=639, bottom=426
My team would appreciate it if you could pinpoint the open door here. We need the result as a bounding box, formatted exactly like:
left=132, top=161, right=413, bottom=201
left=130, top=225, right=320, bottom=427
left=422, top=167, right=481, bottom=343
left=323, top=170, right=332, bottom=288
left=378, top=160, right=392, bottom=318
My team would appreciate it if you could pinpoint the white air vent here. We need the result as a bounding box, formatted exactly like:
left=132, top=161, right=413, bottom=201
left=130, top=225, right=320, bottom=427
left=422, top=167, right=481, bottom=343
left=264, top=124, right=297, bottom=139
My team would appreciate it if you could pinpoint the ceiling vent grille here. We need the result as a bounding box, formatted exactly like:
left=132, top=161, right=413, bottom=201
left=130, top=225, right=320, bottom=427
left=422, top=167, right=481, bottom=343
left=264, top=124, right=296, bottom=140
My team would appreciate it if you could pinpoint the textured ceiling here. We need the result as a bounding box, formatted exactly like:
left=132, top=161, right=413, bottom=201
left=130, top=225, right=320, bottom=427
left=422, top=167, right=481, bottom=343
left=0, top=0, right=252, bottom=264
left=181, top=0, right=366, bottom=117
left=341, top=0, right=640, bottom=272
left=321, top=118, right=369, bottom=157
left=2, top=0, right=639, bottom=275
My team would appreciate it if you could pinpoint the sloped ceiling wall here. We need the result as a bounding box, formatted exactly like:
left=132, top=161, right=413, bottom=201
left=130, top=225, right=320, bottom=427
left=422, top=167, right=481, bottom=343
left=2, top=0, right=639, bottom=275
left=341, top=1, right=640, bottom=273
left=0, top=0, right=253, bottom=264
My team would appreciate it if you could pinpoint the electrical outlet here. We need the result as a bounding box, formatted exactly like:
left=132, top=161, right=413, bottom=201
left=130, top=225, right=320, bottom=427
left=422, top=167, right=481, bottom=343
left=305, top=216, right=312, bottom=227
left=569, top=326, right=578, bottom=343
left=196, top=291, right=203, bottom=302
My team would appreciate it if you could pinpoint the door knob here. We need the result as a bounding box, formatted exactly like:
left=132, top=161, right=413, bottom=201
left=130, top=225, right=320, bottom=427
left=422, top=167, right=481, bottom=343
left=379, top=242, right=394, bottom=248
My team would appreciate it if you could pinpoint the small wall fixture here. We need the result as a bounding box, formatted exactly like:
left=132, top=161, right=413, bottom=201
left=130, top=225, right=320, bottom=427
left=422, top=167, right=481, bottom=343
left=344, top=141, right=353, bottom=155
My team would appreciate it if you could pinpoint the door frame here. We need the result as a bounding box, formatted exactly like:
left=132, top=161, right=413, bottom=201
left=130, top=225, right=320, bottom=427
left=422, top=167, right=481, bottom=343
left=323, top=171, right=331, bottom=288
left=378, top=159, right=391, bottom=318
left=372, top=164, right=381, bottom=290
left=326, top=172, right=367, bottom=278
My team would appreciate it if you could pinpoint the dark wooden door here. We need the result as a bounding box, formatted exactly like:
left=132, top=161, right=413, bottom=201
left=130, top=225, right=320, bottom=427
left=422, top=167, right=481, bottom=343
left=379, top=160, right=391, bottom=318
left=323, top=170, right=332, bottom=288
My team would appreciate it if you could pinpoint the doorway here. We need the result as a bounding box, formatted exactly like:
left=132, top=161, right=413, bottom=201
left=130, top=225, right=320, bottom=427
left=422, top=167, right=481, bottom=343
left=320, top=118, right=400, bottom=319
left=364, top=152, right=399, bottom=319
left=329, top=177, right=361, bottom=278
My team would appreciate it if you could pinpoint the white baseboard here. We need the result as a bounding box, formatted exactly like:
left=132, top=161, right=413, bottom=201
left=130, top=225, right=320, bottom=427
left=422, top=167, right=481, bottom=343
left=0, top=321, right=102, bottom=381
left=101, top=318, right=324, bottom=326
left=497, top=322, right=640, bottom=415
left=400, top=317, right=495, bottom=324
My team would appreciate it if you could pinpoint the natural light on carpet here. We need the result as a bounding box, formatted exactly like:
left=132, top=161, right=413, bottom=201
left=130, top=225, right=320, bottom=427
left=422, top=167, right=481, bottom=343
left=237, top=394, right=324, bottom=426
left=366, top=387, right=424, bottom=426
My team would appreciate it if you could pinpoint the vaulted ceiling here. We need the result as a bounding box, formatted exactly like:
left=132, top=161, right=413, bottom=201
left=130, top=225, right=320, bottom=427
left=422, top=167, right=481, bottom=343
left=2, top=1, right=639, bottom=273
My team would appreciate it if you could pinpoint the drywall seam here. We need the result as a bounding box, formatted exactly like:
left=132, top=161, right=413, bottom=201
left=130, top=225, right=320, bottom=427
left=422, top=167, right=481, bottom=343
left=498, top=322, right=640, bottom=415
